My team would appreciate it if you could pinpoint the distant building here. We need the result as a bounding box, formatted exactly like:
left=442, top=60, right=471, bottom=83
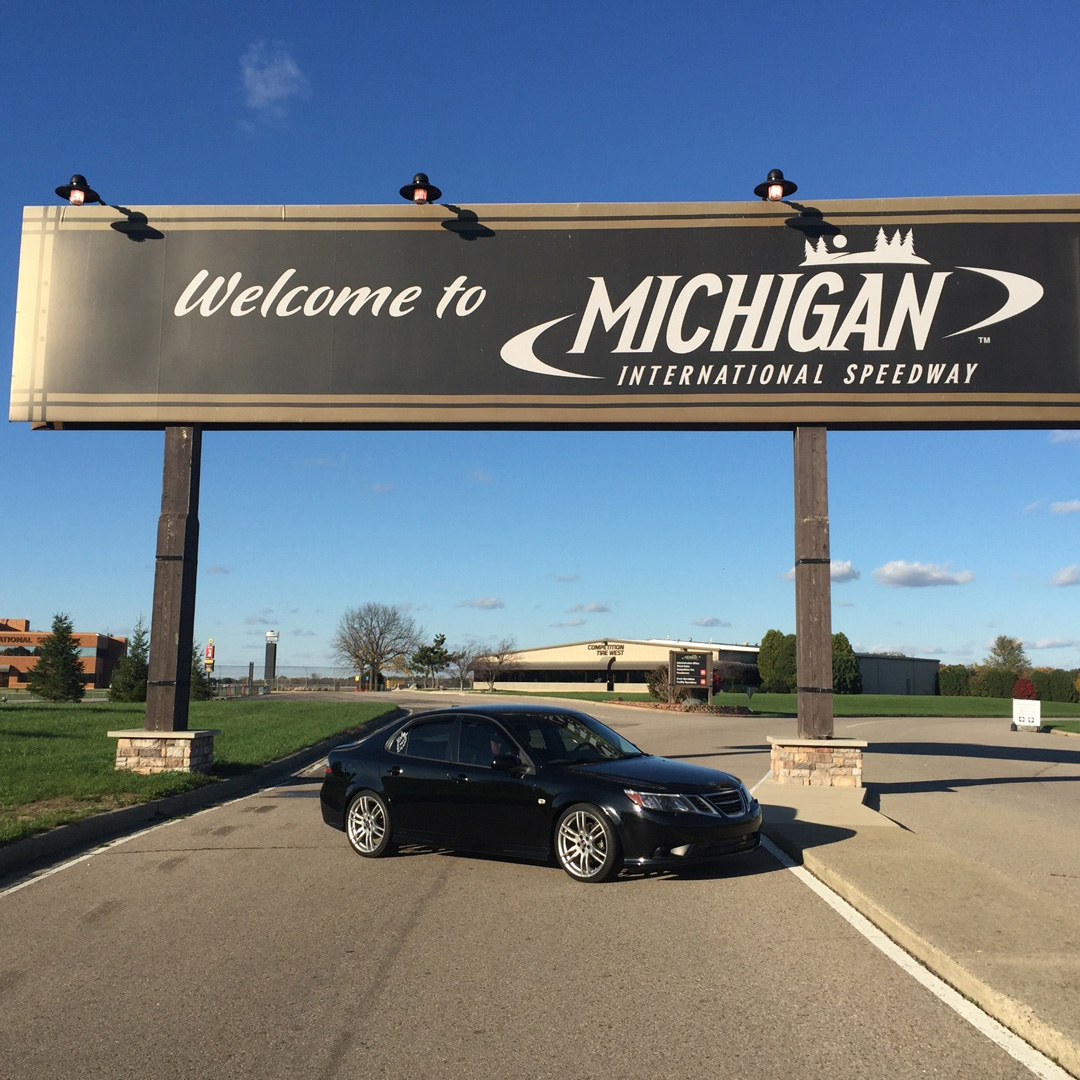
left=0, top=618, right=127, bottom=690
left=490, top=637, right=940, bottom=696
left=857, top=653, right=940, bottom=696
left=492, top=638, right=759, bottom=695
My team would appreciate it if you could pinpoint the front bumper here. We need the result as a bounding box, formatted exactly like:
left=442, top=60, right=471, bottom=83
left=615, top=805, right=763, bottom=869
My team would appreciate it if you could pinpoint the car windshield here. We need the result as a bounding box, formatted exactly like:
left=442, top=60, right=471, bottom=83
left=497, top=711, right=644, bottom=766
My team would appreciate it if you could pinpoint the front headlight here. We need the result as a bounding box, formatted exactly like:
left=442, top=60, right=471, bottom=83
left=625, top=790, right=695, bottom=813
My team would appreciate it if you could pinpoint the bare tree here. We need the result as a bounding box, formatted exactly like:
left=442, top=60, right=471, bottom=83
left=447, top=639, right=484, bottom=690
left=473, top=636, right=520, bottom=692
left=332, top=603, right=423, bottom=691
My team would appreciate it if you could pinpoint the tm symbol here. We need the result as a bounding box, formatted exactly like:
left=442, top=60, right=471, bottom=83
left=979, top=336, right=991, bottom=344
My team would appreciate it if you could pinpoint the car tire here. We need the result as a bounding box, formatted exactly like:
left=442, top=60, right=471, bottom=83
left=554, top=803, right=621, bottom=883
left=345, top=790, right=395, bottom=858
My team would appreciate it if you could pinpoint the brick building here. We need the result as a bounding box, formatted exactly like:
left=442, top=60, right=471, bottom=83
left=0, top=618, right=127, bottom=690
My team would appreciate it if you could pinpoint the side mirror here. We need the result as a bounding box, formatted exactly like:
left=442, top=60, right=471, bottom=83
left=492, top=753, right=525, bottom=773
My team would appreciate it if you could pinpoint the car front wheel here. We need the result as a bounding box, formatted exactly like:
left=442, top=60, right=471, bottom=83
left=345, top=790, right=395, bottom=858
left=555, top=804, right=621, bottom=883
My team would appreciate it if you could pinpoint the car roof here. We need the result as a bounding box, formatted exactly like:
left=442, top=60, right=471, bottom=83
left=406, top=703, right=587, bottom=721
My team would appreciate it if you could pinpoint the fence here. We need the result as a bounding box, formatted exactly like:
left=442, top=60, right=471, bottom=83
left=210, top=664, right=361, bottom=697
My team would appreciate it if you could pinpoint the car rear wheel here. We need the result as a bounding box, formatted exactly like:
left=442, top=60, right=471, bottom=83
left=555, top=804, right=621, bottom=883
left=345, top=791, right=395, bottom=858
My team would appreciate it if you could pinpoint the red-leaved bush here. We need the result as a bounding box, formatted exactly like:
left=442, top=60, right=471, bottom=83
left=1012, top=677, right=1037, bottom=700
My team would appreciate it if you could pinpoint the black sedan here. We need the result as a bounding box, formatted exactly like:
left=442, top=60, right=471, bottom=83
left=320, top=704, right=761, bottom=883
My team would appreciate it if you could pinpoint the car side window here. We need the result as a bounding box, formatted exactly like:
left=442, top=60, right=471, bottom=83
left=457, top=719, right=517, bottom=767
left=392, top=719, right=454, bottom=761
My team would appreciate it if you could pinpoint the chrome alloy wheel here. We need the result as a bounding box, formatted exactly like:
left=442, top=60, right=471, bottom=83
left=346, top=793, right=388, bottom=855
left=555, top=806, right=619, bottom=882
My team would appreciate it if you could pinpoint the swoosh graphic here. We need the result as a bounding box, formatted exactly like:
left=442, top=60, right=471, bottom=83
left=943, top=267, right=1044, bottom=338
left=500, top=314, right=602, bottom=379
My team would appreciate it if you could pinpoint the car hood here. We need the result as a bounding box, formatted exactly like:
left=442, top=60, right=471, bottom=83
left=568, top=755, right=744, bottom=793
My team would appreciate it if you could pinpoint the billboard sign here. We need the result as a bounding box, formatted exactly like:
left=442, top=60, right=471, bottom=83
left=10, top=196, right=1080, bottom=429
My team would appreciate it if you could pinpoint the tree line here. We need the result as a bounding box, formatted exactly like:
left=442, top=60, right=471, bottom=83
left=940, top=635, right=1079, bottom=702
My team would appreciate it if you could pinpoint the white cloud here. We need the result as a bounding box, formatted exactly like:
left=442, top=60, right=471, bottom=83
left=568, top=602, right=610, bottom=613
left=1051, top=564, right=1080, bottom=587
left=206, top=565, right=230, bottom=575
left=471, top=469, right=493, bottom=483
left=873, top=560, right=975, bottom=588
left=552, top=573, right=579, bottom=583
left=1027, top=637, right=1079, bottom=650
left=1050, top=431, right=1080, bottom=444
left=241, top=41, right=309, bottom=123
left=371, top=483, right=394, bottom=494
left=693, top=616, right=731, bottom=628
left=1050, top=500, right=1080, bottom=514
left=1023, top=499, right=1045, bottom=514
left=552, top=618, right=586, bottom=628
left=461, top=597, right=504, bottom=610
left=783, top=560, right=860, bottom=583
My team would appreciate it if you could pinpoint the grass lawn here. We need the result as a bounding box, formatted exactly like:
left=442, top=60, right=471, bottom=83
left=0, top=697, right=396, bottom=846
left=494, top=688, right=1080, bottom=720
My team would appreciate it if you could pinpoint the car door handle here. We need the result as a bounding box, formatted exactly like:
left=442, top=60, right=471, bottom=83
left=452, top=773, right=469, bottom=783
left=386, top=766, right=404, bottom=776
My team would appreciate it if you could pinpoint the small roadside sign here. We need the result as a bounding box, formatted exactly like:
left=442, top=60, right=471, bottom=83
left=1011, top=699, right=1042, bottom=732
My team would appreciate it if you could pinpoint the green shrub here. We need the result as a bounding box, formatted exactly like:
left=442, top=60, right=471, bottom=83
left=970, top=667, right=1015, bottom=698
left=939, top=664, right=972, bottom=696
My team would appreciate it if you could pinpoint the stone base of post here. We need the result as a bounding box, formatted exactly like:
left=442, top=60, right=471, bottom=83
left=768, top=736, right=867, bottom=787
left=107, top=729, right=222, bottom=774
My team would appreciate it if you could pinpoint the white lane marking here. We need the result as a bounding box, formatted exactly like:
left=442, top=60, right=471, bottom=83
left=758, top=832, right=1071, bottom=1079
left=0, top=785, right=279, bottom=900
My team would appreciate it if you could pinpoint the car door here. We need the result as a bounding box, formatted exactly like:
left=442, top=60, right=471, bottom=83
left=449, top=717, right=550, bottom=857
left=380, top=718, right=457, bottom=843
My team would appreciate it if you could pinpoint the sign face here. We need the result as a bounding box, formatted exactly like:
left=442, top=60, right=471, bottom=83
left=1012, top=699, right=1042, bottom=728
left=10, top=197, right=1080, bottom=429
left=671, top=651, right=711, bottom=687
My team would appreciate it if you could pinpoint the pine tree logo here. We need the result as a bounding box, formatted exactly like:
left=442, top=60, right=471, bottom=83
left=801, top=228, right=929, bottom=266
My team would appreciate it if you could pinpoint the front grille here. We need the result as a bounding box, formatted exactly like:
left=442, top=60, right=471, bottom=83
left=686, top=788, right=747, bottom=816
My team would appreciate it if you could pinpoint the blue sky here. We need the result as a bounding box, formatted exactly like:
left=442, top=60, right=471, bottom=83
left=2, top=1, right=1078, bottom=672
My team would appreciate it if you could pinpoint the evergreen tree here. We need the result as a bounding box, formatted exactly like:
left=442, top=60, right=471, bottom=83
left=775, top=633, right=798, bottom=693
left=757, top=629, right=786, bottom=691
left=832, top=632, right=862, bottom=695
left=28, top=612, right=85, bottom=702
left=190, top=642, right=215, bottom=701
left=109, top=615, right=150, bottom=702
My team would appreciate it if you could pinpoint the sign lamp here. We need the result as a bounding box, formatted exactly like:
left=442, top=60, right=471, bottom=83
left=399, top=172, right=442, bottom=205
left=55, top=174, right=102, bottom=206
left=753, top=168, right=797, bottom=202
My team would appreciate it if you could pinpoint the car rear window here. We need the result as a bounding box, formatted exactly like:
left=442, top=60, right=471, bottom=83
left=391, top=719, right=454, bottom=761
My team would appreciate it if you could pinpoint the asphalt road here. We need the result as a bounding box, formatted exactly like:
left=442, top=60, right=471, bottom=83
left=0, top=692, right=1067, bottom=1080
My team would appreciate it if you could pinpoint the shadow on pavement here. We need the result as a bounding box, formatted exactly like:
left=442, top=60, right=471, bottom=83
left=868, top=739, right=1080, bottom=765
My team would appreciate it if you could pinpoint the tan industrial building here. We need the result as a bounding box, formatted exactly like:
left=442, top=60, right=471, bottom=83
left=490, top=637, right=940, bottom=696
left=0, top=618, right=127, bottom=690
left=491, top=638, right=759, bottom=694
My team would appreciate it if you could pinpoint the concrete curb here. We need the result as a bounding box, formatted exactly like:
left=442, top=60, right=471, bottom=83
left=0, top=709, right=405, bottom=883
left=762, top=820, right=1080, bottom=1078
